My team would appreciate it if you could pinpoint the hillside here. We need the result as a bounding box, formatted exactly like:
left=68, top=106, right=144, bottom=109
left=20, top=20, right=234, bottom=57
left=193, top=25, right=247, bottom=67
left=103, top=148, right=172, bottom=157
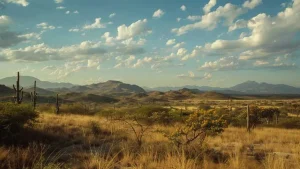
left=66, top=80, right=146, bottom=96
left=230, top=81, right=300, bottom=94
left=0, top=85, right=14, bottom=96
left=24, top=87, right=56, bottom=96
left=62, top=92, right=118, bottom=103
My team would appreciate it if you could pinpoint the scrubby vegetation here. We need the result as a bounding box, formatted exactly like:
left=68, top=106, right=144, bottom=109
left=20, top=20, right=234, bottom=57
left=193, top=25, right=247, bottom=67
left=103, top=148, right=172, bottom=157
left=1, top=99, right=300, bottom=169
left=0, top=103, right=38, bottom=139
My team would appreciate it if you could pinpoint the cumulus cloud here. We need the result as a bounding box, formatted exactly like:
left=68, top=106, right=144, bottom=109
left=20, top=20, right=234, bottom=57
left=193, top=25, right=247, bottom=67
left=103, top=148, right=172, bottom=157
left=132, top=57, right=153, bottom=68
left=166, top=39, right=176, bottom=46
left=4, top=0, right=29, bottom=6
left=177, top=71, right=212, bottom=80
left=153, top=9, right=165, bottom=18
left=203, top=0, right=217, bottom=14
left=187, top=15, right=201, bottom=21
left=243, top=0, right=262, bottom=9
left=172, top=3, right=246, bottom=35
left=116, top=19, right=150, bottom=40
left=177, top=48, right=187, bottom=56
left=228, top=19, right=247, bottom=32
left=83, top=18, right=106, bottom=29
left=180, top=5, right=186, bottom=11
left=171, top=42, right=184, bottom=50
left=188, top=0, right=300, bottom=64
left=114, top=55, right=136, bottom=68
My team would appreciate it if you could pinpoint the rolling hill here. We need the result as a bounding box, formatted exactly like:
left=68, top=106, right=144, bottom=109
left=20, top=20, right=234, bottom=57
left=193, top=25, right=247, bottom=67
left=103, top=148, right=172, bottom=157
left=0, top=76, right=74, bottom=89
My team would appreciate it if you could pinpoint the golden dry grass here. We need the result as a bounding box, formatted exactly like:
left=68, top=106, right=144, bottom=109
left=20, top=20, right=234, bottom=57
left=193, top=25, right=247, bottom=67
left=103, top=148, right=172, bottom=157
left=1, top=113, right=300, bottom=169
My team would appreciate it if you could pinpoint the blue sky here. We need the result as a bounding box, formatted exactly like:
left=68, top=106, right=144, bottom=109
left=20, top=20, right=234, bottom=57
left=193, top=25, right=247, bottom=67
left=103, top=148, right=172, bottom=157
left=0, top=0, right=299, bottom=87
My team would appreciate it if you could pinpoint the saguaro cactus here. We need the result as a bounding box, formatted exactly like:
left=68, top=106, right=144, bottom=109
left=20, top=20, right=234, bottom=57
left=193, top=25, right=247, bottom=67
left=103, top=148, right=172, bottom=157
left=13, top=72, right=23, bottom=104
left=247, top=105, right=250, bottom=133
left=56, top=94, right=60, bottom=114
left=30, top=81, right=38, bottom=110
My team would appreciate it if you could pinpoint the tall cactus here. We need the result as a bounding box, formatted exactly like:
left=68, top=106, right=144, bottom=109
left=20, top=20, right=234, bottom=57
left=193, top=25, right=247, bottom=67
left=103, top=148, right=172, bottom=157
left=247, top=105, right=250, bottom=133
left=13, top=72, right=23, bottom=104
left=56, top=94, right=60, bottom=114
left=30, top=81, right=38, bottom=110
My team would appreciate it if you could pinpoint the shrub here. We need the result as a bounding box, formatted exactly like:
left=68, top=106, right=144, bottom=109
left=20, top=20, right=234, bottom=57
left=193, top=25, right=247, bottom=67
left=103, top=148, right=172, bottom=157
left=59, top=103, right=97, bottom=115
left=0, top=103, right=38, bottom=137
left=163, top=109, right=226, bottom=147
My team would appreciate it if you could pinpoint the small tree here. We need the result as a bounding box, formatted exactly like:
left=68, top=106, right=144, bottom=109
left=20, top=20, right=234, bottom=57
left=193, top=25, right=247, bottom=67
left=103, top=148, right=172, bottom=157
left=163, top=110, right=226, bottom=148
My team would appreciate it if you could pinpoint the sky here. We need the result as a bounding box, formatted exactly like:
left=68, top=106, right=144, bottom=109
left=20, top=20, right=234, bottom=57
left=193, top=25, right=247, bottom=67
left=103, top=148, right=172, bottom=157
left=0, top=0, right=299, bottom=88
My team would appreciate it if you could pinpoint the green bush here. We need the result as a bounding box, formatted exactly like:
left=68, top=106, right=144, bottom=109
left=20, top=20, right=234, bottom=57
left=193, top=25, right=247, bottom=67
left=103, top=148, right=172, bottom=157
left=0, top=103, right=38, bottom=136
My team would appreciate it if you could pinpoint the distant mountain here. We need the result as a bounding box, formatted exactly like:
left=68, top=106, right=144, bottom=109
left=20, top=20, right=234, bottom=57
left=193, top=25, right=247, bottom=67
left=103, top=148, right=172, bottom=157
left=145, top=81, right=300, bottom=95
left=0, top=76, right=74, bottom=89
left=230, top=81, right=300, bottom=94
left=63, top=80, right=146, bottom=96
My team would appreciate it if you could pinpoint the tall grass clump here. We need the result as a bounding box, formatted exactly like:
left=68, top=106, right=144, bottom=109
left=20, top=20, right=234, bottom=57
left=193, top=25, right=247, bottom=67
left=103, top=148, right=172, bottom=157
left=0, top=103, right=38, bottom=138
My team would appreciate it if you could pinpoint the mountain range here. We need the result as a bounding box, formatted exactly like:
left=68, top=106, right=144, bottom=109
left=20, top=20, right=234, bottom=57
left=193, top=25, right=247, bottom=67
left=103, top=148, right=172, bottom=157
left=0, top=76, right=74, bottom=89
left=0, top=76, right=300, bottom=95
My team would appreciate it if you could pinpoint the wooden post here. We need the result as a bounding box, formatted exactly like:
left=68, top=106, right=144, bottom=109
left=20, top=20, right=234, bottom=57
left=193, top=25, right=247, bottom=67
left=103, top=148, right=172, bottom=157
left=247, top=105, right=250, bottom=133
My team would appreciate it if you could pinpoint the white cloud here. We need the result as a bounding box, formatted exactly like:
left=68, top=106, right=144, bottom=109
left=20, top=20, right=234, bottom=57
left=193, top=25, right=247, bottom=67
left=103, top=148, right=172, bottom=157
left=153, top=9, right=165, bottom=18
left=177, top=18, right=181, bottom=22
left=180, top=5, right=186, bottom=11
left=187, top=15, right=201, bottom=21
left=18, top=32, right=42, bottom=40
left=69, top=28, right=80, bottom=32
left=4, top=0, right=29, bottom=6
left=36, top=22, right=55, bottom=30
left=203, top=0, right=217, bottom=14
left=109, top=13, right=116, bottom=18
left=173, top=42, right=185, bottom=48
left=177, top=48, right=187, bottom=56
left=243, top=0, right=262, bottom=9
left=116, top=19, right=149, bottom=40
left=172, top=3, right=246, bottom=35
left=228, top=19, right=247, bottom=32
left=101, top=32, right=116, bottom=45
left=42, top=65, right=57, bottom=71
left=201, top=0, right=300, bottom=61
left=114, top=55, right=136, bottom=68
left=83, top=18, right=106, bottom=30
left=177, top=71, right=212, bottom=80
left=253, top=60, right=269, bottom=66
left=54, top=0, right=63, bottom=4
left=0, top=41, right=107, bottom=62
left=166, top=39, right=176, bottom=46
left=199, top=56, right=240, bottom=71
left=65, top=11, right=70, bottom=14
left=73, top=10, right=79, bottom=14
left=56, top=6, right=65, bottom=10
left=132, top=57, right=153, bottom=68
